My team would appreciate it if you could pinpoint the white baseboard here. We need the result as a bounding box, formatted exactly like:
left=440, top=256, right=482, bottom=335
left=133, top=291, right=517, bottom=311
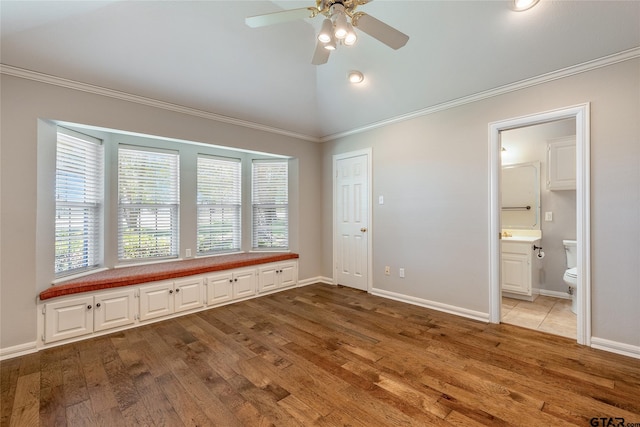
left=591, top=337, right=640, bottom=360
left=298, top=276, right=333, bottom=286
left=0, top=341, right=38, bottom=361
left=538, top=289, right=572, bottom=300
left=370, top=287, right=489, bottom=323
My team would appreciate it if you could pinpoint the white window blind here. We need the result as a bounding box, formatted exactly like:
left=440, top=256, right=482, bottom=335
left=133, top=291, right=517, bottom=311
left=118, top=146, right=179, bottom=261
left=197, top=155, right=241, bottom=254
left=252, top=160, right=288, bottom=249
left=55, top=128, right=103, bottom=276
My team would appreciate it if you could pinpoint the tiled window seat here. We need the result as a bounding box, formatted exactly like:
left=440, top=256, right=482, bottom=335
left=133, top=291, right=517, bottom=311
left=40, top=252, right=299, bottom=300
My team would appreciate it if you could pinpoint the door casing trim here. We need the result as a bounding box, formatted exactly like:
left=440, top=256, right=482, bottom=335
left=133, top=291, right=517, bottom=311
left=488, top=103, right=591, bottom=345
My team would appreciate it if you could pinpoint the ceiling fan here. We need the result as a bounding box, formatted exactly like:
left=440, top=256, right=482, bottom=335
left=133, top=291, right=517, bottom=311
left=246, top=0, right=409, bottom=65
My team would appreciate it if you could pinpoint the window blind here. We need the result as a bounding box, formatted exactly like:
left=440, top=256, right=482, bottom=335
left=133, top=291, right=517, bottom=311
left=252, top=160, right=288, bottom=249
left=55, top=129, right=103, bottom=276
left=197, top=155, right=241, bottom=254
left=118, top=146, right=179, bottom=261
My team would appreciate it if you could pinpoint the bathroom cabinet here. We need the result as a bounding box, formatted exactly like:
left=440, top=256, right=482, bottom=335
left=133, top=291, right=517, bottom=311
left=547, top=136, right=576, bottom=190
left=501, top=239, right=540, bottom=300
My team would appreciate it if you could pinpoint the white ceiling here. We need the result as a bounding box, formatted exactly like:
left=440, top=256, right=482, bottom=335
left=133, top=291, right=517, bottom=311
left=1, top=1, right=639, bottom=140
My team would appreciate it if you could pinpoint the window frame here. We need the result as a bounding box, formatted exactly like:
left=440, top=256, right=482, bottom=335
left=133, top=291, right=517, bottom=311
left=251, top=159, right=289, bottom=251
left=54, top=128, right=104, bottom=277
left=196, top=154, right=242, bottom=255
left=117, top=145, right=180, bottom=262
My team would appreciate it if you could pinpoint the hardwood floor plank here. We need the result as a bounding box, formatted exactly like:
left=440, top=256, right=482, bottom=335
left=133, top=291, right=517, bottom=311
left=2, top=283, right=639, bottom=426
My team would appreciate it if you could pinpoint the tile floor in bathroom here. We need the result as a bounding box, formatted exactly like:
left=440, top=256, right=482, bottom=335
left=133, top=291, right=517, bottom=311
left=502, top=295, right=576, bottom=339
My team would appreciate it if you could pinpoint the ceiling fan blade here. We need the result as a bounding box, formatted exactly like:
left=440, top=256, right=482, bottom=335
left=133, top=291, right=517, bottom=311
left=246, top=7, right=317, bottom=28
left=352, top=12, right=409, bottom=50
left=311, top=40, right=330, bottom=65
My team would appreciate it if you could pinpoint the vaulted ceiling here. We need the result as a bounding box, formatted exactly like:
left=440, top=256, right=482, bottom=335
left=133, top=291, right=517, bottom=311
left=1, top=1, right=639, bottom=140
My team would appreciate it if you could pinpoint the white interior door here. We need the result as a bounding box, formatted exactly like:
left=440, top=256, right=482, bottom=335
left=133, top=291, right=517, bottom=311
left=334, top=151, right=370, bottom=291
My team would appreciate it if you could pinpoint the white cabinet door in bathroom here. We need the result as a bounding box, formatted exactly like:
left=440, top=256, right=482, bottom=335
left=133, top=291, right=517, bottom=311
left=501, top=253, right=530, bottom=295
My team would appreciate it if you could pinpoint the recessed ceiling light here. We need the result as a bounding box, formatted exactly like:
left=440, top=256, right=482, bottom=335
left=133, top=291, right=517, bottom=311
left=512, top=0, right=539, bottom=11
left=348, top=70, right=364, bottom=84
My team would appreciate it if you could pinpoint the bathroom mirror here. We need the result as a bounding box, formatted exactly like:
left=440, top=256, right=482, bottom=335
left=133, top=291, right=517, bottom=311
left=502, top=161, right=540, bottom=229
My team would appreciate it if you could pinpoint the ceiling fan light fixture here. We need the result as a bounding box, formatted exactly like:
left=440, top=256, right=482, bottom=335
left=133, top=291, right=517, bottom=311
left=348, top=70, right=364, bottom=84
left=512, top=0, right=540, bottom=11
left=318, top=18, right=333, bottom=43
left=334, top=11, right=348, bottom=39
left=344, top=23, right=357, bottom=46
left=323, top=36, right=337, bottom=51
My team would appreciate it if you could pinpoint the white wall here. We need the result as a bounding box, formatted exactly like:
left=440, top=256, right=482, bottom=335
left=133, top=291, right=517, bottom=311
left=0, top=75, right=323, bottom=353
left=321, top=59, right=640, bottom=350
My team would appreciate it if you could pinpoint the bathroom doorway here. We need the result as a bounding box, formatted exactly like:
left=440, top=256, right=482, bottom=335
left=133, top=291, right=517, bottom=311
left=488, top=104, right=591, bottom=345
left=500, top=120, right=576, bottom=339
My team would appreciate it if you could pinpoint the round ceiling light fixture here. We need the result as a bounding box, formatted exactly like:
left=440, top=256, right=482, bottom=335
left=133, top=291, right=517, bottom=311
left=512, top=0, right=540, bottom=11
left=348, top=70, right=364, bottom=84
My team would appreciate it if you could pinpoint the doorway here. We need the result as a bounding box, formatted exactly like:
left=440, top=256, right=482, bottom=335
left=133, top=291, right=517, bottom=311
left=333, top=149, right=372, bottom=291
left=489, top=104, right=591, bottom=345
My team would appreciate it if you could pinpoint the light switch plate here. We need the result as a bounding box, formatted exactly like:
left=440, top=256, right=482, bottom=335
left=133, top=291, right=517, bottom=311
left=545, top=212, right=553, bottom=221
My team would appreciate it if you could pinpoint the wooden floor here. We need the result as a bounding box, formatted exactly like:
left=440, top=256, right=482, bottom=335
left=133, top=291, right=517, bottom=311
left=2, top=284, right=639, bottom=426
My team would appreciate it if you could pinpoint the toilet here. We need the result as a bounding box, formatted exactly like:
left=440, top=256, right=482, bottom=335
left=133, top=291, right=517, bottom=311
left=563, top=239, right=578, bottom=314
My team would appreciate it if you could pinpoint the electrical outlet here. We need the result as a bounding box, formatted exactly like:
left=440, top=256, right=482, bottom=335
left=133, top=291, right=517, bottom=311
left=384, top=266, right=390, bottom=275
left=545, top=212, right=553, bottom=221
left=379, top=195, right=384, bottom=205
left=185, top=248, right=192, bottom=258
left=399, top=268, right=405, bottom=278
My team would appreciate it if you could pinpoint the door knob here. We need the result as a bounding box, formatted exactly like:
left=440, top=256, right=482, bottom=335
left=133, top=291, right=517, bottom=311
left=360, top=227, right=367, bottom=232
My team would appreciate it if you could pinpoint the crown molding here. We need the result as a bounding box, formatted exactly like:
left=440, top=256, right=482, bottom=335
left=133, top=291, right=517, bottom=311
left=0, top=64, right=322, bottom=143
left=320, top=47, right=640, bottom=142
left=2, top=46, right=639, bottom=143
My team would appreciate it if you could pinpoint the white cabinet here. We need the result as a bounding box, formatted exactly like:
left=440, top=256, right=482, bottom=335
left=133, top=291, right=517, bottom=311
left=94, top=289, right=136, bottom=332
left=139, top=278, right=204, bottom=321
left=40, top=259, right=297, bottom=347
left=258, top=261, right=298, bottom=293
left=174, top=277, right=205, bottom=313
left=44, top=289, right=136, bottom=343
left=501, top=240, right=539, bottom=299
left=44, top=295, right=94, bottom=344
left=547, top=136, right=576, bottom=190
left=206, top=268, right=256, bottom=306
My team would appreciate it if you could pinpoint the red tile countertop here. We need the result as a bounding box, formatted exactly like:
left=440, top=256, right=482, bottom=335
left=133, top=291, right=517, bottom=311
left=40, top=252, right=299, bottom=300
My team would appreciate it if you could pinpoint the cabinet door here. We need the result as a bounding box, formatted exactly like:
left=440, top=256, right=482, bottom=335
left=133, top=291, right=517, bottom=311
left=94, top=289, right=136, bottom=332
left=548, top=138, right=576, bottom=190
left=258, top=265, right=278, bottom=293
left=139, top=281, right=174, bottom=321
left=206, top=272, right=234, bottom=306
left=44, top=296, right=94, bottom=343
left=174, top=277, right=204, bottom=313
left=233, top=269, right=256, bottom=299
left=501, top=253, right=530, bottom=295
left=278, top=262, right=297, bottom=289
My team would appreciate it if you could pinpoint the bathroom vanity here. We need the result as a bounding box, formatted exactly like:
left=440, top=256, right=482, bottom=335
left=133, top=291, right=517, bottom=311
left=501, top=236, right=540, bottom=300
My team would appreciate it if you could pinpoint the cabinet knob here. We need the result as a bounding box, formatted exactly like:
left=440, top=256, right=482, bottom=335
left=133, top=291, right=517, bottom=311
left=234, top=278, right=238, bottom=282
left=175, top=288, right=180, bottom=293
left=169, top=290, right=174, bottom=294
left=96, top=303, right=101, bottom=308
left=87, top=305, right=92, bottom=310
left=229, top=279, right=233, bottom=283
